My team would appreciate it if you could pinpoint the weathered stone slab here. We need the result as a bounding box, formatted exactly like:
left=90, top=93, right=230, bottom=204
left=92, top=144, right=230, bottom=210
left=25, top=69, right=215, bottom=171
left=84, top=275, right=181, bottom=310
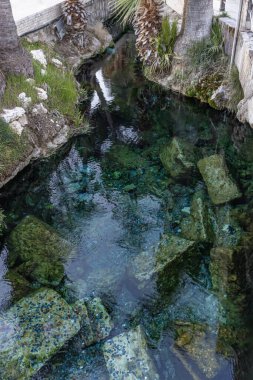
left=197, top=154, right=241, bottom=205
left=73, top=297, right=113, bottom=347
left=86, top=297, right=113, bottom=342
left=181, top=191, right=214, bottom=242
left=131, top=234, right=195, bottom=288
left=8, top=215, right=71, bottom=285
left=160, top=137, right=197, bottom=178
left=210, top=247, right=234, bottom=295
left=175, top=322, right=221, bottom=379
left=0, top=288, right=80, bottom=380
left=103, top=326, right=159, bottom=380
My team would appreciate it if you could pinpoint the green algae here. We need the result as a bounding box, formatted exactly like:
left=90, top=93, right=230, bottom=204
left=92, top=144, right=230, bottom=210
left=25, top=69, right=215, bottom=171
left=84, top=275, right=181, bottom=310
left=181, top=190, right=214, bottom=242
left=7, top=216, right=71, bottom=285
left=0, top=288, right=81, bottom=380
left=160, top=137, right=198, bottom=179
left=198, top=154, right=242, bottom=205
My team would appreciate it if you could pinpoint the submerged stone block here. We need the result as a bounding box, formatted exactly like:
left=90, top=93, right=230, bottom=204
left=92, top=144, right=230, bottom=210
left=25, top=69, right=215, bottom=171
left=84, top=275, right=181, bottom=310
left=4, top=270, right=32, bottom=302
left=86, top=297, right=113, bottom=342
left=103, top=326, right=159, bottom=380
left=8, top=215, right=71, bottom=285
left=181, top=191, right=214, bottom=242
left=197, top=155, right=241, bottom=205
left=73, top=297, right=113, bottom=347
left=210, top=247, right=235, bottom=295
left=131, top=234, right=195, bottom=288
left=175, top=322, right=221, bottom=379
left=0, top=288, right=80, bottom=380
left=160, top=137, right=197, bottom=178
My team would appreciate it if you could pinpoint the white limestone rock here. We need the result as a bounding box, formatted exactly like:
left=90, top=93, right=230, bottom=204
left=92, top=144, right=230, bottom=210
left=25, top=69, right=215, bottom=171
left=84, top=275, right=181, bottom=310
left=103, top=326, right=159, bottom=380
left=30, top=49, right=47, bottom=67
left=41, top=69, right=46, bottom=76
left=9, top=121, right=23, bottom=136
left=19, top=114, right=28, bottom=127
left=0, top=107, right=25, bottom=123
left=52, top=58, right=63, bottom=68
left=26, top=78, right=35, bottom=85
left=32, top=103, right=48, bottom=115
left=35, top=87, right=48, bottom=101
left=18, top=92, right=32, bottom=108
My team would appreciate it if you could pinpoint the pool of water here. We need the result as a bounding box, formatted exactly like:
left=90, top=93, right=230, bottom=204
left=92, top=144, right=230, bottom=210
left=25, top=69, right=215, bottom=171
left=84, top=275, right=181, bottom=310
left=0, top=33, right=253, bottom=380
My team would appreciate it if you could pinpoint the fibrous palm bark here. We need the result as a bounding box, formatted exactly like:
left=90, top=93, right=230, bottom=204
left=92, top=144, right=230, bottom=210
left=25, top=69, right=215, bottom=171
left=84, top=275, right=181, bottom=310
left=0, top=0, right=33, bottom=82
left=134, top=0, right=163, bottom=65
left=62, top=0, right=88, bottom=33
left=113, top=0, right=163, bottom=66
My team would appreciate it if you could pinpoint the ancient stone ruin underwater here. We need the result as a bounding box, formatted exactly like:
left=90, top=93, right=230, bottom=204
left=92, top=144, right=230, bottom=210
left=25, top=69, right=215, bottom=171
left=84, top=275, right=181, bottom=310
left=0, top=35, right=253, bottom=380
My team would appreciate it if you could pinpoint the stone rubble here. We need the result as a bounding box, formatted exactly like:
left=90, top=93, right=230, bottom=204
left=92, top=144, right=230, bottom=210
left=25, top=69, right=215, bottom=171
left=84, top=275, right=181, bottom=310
left=0, top=107, right=26, bottom=123
left=18, top=92, right=32, bottom=108
left=35, top=87, right=48, bottom=100
left=30, top=49, right=47, bottom=67
left=103, top=326, right=160, bottom=380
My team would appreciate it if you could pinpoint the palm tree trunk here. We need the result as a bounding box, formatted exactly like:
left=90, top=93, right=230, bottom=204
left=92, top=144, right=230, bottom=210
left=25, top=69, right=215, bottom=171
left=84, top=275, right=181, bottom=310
left=0, top=0, right=19, bottom=50
left=0, top=0, right=33, bottom=80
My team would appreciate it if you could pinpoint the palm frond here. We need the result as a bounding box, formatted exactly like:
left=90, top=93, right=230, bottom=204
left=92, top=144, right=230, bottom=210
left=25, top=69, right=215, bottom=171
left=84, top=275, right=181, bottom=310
left=111, top=0, right=141, bottom=25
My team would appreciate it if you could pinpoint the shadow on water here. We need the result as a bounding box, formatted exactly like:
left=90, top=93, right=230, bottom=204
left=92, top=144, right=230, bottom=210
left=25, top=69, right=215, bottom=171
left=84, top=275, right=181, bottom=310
left=0, top=32, right=253, bottom=379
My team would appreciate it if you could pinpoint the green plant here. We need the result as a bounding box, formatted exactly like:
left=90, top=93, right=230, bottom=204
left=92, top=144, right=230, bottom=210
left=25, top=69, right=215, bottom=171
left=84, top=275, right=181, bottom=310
left=153, top=18, right=178, bottom=73
left=0, top=119, right=31, bottom=179
left=112, top=0, right=140, bottom=25
left=187, top=19, right=225, bottom=74
left=0, top=74, right=38, bottom=108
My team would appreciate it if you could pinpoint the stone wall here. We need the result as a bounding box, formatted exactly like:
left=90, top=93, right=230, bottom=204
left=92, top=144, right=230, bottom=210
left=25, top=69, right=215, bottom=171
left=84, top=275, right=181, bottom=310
left=226, top=0, right=240, bottom=19
left=235, top=31, right=253, bottom=126
left=15, top=0, right=112, bottom=36
left=165, top=0, right=184, bottom=15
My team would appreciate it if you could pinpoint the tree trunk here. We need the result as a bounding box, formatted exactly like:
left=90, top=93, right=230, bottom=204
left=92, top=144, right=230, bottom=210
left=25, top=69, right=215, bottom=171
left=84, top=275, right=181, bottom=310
left=0, top=0, right=33, bottom=80
left=0, top=0, right=19, bottom=50
left=175, top=0, right=213, bottom=55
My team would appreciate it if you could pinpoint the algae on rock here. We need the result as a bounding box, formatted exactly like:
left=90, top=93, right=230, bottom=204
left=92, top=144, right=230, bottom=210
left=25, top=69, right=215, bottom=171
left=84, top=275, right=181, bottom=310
left=197, top=154, right=241, bottom=205
left=103, top=326, right=159, bottom=380
left=4, top=270, right=32, bottom=302
left=8, top=215, right=72, bottom=285
left=74, top=297, right=113, bottom=347
left=160, top=137, right=197, bottom=179
left=181, top=191, right=214, bottom=242
left=0, top=288, right=81, bottom=380
left=131, top=234, right=195, bottom=289
left=175, top=322, right=221, bottom=379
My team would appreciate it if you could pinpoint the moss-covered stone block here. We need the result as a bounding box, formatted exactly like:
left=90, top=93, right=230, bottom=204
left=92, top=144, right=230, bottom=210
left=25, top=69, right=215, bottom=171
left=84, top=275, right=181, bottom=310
left=175, top=322, right=221, bottom=379
left=16, top=260, right=64, bottom=287
left=86, top=297, right=113, bottom=342
left=103, top=326, right=159, bottom=380
left=73, top=297, right=113, bottom=347
left=214, top=205, right=242, bottom=248
left=197, top=154, right=241, bottom=205
left=160, top=137, right=197, bottom=179
left=8, top=216, right=71, bottom=286
left=181, top=191, right=214, bottom=242
left=131, top=234, right=195, bottom=289
left=210, top=247, right=234, bottom=294
left=4, top=270, right=32, bottom=302
left=0, top=288, right=80, bottom=380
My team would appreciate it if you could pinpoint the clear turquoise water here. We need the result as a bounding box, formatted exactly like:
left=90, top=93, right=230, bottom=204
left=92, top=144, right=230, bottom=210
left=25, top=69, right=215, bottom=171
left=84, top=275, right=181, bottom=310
left=0, top=33, right=253, bottom=379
